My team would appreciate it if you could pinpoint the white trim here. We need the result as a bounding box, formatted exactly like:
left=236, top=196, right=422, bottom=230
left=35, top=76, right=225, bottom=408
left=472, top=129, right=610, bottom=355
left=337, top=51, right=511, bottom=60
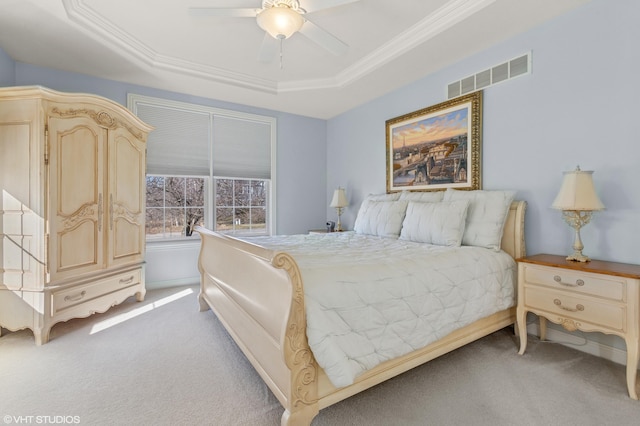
left=128, top=94, right=277, bottom=125
left=146, top=277, right=200, bottom=290
left=146, top=240, right=201, bottom=252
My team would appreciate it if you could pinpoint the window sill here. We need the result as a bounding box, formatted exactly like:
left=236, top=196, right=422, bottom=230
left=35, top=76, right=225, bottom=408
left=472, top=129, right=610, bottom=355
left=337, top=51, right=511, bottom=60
left=146, top=238, right=201, bottom=252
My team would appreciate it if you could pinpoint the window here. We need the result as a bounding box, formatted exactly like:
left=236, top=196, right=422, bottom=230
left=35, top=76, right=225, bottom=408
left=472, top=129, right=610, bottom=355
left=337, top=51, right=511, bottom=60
left=128, top=94, right=276, bottom=241
left=214, top=178, right=268, bottom=235
left=146, top=176, right=205, bottom=239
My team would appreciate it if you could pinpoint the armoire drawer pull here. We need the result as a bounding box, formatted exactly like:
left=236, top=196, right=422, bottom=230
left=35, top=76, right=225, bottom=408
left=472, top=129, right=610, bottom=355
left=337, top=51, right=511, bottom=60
left=64, top=291, right=86, bottom=302
left=119, top=276, right=135, bottom=285
left=553, top=275, right=585, bottom=287
left=554, top=298, right=584, bottom=312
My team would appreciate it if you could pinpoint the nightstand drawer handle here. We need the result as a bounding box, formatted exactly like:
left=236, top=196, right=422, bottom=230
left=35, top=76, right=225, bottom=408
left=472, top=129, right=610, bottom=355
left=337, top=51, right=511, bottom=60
left=553, top=275, right=585, bottom=287
left=554, top=298, right=584, bottom=312
left=64, top=291, right=86, bottom=302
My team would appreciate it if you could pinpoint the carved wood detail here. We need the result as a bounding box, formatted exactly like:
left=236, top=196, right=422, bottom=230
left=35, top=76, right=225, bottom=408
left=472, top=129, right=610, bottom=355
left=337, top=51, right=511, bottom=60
left=559, top=317, right=581, bottom=332
left=50, top=107, right=144, bottom=140
left=272, top=252, right=319, bottom=409
left=111, top=202, right=141, bottom=224
left=60, top=202, right=97, bottom=231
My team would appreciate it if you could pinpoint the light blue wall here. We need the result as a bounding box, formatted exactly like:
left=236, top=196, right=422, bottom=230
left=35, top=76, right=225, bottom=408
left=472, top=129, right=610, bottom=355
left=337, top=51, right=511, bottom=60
left=327, top=0, right=640, bottom=266
left=0, top=48, right=15, bottom=86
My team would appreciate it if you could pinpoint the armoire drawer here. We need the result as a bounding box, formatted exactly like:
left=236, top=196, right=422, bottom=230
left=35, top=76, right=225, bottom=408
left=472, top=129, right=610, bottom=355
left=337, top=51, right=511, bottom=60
left=52, top=269, right=142, bottom=313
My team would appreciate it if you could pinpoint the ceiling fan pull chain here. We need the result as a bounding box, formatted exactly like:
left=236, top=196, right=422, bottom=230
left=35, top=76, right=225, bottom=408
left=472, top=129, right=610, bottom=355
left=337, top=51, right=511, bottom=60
left=279, top=35, right=284, bottom=69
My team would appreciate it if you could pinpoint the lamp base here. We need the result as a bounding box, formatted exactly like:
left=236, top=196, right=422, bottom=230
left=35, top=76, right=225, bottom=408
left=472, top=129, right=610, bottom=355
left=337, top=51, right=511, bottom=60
left=335, top=207, right=344, bottom=232
left=566, top=251, right=591, bottom=263
left=561, top=210, right=593, bottom=263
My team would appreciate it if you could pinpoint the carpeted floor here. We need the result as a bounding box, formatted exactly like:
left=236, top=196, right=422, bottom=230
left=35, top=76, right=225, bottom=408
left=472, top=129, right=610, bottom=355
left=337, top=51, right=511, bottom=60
left=1, top=285, right=640, bottom=425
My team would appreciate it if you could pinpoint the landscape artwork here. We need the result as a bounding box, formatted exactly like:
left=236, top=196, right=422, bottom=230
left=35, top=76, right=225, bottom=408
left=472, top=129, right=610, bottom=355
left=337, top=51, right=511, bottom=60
left=386, top=91, right=482, bottom=192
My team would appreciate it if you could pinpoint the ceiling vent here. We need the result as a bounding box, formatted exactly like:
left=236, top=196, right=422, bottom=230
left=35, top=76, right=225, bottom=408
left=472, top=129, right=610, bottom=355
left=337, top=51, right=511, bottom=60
left=447, top=52, right=531, bottom=99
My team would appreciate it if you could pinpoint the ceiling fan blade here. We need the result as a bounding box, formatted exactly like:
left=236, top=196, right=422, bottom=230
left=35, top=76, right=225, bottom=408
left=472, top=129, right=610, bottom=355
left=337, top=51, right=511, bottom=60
left=257, top=33, right=278, bottom=63
left=301, top=0, right=360, bottom=14
left=188, top=8, right=258, bottom=18
left=298, top=19, right=348, bottom=56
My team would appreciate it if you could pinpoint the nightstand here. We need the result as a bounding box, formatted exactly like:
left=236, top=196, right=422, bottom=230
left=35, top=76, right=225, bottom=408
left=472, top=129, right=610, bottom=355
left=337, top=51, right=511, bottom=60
left=308, top=229, right=332, bottom=234
left=516, top=254, right=640, bottom=399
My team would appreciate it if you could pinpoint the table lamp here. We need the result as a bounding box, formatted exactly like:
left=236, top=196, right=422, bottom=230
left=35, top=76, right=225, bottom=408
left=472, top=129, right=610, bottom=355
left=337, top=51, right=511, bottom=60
left=551, top=166, right=605, bottom=262
left=330, top=187, right=348, bottom=232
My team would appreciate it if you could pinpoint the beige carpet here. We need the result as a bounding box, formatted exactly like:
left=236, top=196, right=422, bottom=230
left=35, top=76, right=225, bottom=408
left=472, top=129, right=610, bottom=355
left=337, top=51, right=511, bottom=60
left=1, top=285, right=640, bottom=425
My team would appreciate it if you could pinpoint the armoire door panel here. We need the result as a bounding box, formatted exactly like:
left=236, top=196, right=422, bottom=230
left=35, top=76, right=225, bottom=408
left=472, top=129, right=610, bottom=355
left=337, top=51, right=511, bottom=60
left=57, top=220, right=98, bottom=271
left=112, top=134, right=144, bottom=212
left=48, top=116, right=105, bottom=280
left=57, top=126, right=99, bottom=216
left=113, top=218, right=142, bottom=260
left=109, top=129, right=145, bottom=265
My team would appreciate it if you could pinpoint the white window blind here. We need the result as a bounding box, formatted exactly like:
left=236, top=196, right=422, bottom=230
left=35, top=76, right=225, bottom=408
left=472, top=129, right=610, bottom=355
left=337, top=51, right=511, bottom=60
left=135, top=104, right=211, bottom=176
left=213, top=116, right=271, bottom=179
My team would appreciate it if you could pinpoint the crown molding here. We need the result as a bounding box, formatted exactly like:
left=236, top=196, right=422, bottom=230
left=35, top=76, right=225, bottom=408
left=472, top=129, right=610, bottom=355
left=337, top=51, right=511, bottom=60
left=63, top=0, right=495, bottom=95
left=280, top=0, right=497, bottom=92
left=62, top=0, right=278, bottom=93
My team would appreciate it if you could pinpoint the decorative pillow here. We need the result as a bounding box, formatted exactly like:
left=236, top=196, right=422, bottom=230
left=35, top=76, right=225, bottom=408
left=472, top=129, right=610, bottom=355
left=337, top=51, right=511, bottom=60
left=353, top=200, right=408, bottom=238
left=442, top=188, right=516, bottom=251
left=365, top=192, right=401, bottom=202
left=399, top=200, right=469, bottom=246
left=398, top=191, right=444, bottom=202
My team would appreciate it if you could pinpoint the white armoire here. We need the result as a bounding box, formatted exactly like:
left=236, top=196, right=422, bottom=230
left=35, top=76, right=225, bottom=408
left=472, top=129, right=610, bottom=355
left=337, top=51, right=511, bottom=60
left=0, top=86, right=152, bottom=344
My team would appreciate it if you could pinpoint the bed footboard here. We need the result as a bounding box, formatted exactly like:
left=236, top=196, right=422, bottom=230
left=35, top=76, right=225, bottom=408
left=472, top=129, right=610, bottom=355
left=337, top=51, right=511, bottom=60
left=195, top=227, right=319, bottom=425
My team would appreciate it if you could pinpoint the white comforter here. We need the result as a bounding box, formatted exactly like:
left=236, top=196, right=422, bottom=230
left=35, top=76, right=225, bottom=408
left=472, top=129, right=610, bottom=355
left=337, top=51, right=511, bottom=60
left=244, top=232, right=516, bottom=388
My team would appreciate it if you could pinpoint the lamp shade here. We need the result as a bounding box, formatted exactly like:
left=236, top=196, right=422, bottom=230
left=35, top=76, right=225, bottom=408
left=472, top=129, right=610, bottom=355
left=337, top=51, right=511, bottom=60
left=551, top=166, right=604, bottom=211
left=256, top=6, right=304, bottom=39
left=330, top=188, right=348, bottom=208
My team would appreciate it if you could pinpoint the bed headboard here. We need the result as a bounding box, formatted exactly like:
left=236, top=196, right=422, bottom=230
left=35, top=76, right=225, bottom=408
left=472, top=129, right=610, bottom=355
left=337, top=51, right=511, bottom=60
left=500, top=200, right=526, bottom=260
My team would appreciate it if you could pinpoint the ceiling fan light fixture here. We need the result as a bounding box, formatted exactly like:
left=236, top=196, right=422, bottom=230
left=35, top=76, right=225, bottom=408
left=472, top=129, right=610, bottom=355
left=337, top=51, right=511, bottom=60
left=257, top=5, right=304, bottom=39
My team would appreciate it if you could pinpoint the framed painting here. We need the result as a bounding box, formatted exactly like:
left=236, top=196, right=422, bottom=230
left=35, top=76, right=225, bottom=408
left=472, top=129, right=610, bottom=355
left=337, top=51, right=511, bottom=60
left=386, top=91, right=482, bottom=193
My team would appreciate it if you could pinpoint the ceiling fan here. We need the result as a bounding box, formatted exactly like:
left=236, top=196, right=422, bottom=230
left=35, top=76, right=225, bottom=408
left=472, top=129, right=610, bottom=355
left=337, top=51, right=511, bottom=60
left=189, top=0, right=360, bottom=64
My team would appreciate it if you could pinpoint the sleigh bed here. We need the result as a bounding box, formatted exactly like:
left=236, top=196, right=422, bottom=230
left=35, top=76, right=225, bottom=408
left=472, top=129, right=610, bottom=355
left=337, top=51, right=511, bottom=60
left=196, top=190, right=526, bottom=425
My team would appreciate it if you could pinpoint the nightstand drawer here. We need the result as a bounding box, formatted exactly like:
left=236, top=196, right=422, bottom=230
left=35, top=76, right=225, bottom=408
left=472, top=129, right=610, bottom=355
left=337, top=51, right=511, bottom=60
left=524, top=286, right=625, bottom=331
left=522, top=264, right=625, bottom=301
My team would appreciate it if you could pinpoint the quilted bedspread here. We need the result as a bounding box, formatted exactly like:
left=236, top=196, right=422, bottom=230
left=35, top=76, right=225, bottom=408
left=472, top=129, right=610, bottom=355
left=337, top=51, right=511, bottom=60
left=245, top=232, right=516, bottom=388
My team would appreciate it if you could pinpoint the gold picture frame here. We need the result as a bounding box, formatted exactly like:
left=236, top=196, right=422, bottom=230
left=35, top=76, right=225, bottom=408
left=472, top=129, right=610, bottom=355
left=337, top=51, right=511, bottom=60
left=386, top=91, right=482, bottom=192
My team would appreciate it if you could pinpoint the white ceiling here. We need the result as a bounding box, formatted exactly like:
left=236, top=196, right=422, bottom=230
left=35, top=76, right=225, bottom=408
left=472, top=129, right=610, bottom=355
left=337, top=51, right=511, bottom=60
left=0, top=0, right=591, bottom=119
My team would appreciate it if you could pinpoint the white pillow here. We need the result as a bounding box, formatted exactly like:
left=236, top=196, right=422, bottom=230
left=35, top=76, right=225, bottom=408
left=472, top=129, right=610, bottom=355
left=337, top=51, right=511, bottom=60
left=399, top=200, right=469, bottom=246
left=365, top=192, right=401, bottom=202
left=442, top=188, right=516, bottom=251
left=398, top=191, right=444, bottom=202
left=354, top=200, right=408, bottom=238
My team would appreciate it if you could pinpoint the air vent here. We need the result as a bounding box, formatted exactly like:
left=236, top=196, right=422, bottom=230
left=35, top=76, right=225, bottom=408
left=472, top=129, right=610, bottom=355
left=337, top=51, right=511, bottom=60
left=447, top=52, right=531, bottom=99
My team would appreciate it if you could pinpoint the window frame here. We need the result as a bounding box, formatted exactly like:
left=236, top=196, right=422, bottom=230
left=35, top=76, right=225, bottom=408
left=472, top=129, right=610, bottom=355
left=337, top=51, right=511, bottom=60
left=213, top=176, right=270, bottom=236
left=128, top=94, right=277, bottom=243
left=145, top=175, right=208, bottom=241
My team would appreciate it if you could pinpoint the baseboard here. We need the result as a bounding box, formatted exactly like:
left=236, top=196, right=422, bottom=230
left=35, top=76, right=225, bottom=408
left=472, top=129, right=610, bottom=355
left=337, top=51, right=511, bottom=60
left=146, top=278, right=199, bottom=290
left=526, top=322, right=629, bottom=367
